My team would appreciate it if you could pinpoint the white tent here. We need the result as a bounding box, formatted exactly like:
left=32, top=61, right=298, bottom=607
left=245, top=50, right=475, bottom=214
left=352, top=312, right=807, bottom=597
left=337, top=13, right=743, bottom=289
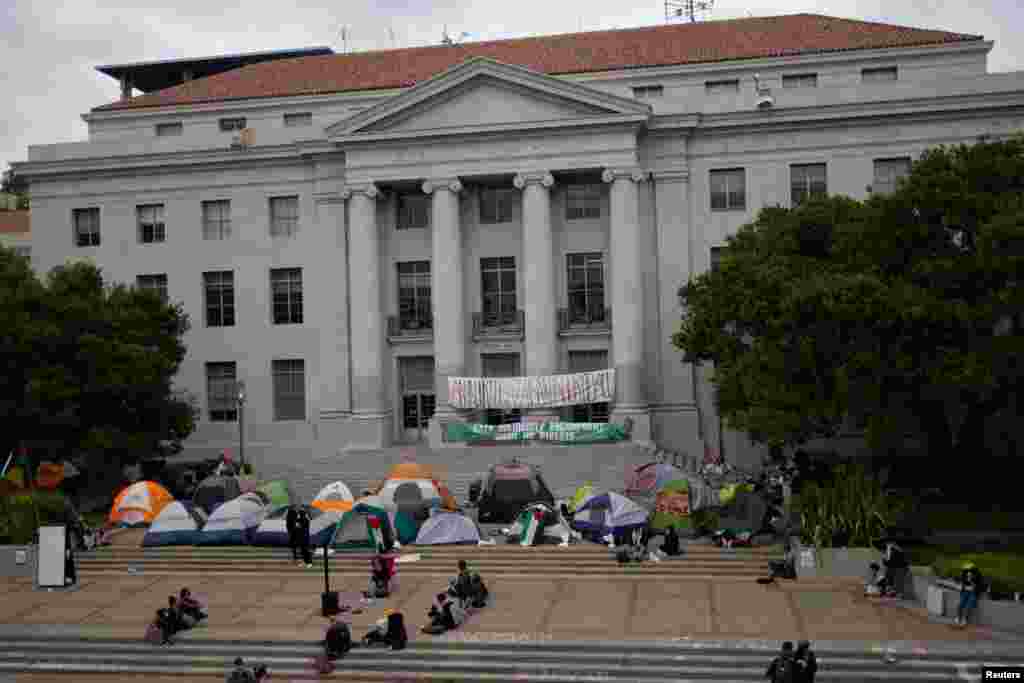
left=142, top=501, right=207, bottom=547
left=314, top=480, right=355, bottom=504
left=414, top=512, right=482, bottom=545
left=196, top=492, right=268, bottom=545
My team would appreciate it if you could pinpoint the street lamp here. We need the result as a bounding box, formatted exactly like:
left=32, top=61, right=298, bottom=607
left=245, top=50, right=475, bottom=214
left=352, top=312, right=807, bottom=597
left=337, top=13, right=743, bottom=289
left=236, top=380, right=246, bottom=471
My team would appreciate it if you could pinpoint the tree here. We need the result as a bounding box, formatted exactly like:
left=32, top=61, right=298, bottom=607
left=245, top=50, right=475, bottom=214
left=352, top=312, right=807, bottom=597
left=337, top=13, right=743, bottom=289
left=1, top=168, right=29, bottom=209
left=674, top=135, right=1024, bottom=486
left=0, top=248, right=197, bottom=477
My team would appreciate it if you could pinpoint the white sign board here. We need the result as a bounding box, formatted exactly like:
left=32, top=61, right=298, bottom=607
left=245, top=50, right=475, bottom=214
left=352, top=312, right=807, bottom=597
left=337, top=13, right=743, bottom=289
left=37, top=525, right=66, bottom=588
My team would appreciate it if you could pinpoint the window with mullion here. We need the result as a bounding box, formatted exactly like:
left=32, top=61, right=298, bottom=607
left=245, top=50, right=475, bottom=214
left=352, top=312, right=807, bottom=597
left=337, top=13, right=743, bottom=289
left=710, top=169, right=746, bottom=211
left=271, top=268, right=303, bottom=325
left=73, top=208, right=101, bottom=247
left=272, top=359, right=305, bottom=421
left=137, top=274, right=168, bottom=302
left=202, top=200, right=231, bottom=240
left=203, top=271, right=235, bottom=327
left=397, top=261, right=431, bottom=329
left=481, top=257, right=517, bottom=325
left=566, top=253, right=605, bottom=324
left=480, top=188, right=518, bottom=224
left=137, top=204, right=166, bottom=243
left=397, top=194, right=429, bottom=230
left=270, top=196, right=299, bottom=237
left=790, top=163, right=827, bottom=206
left=565, top=184, right=602, bottom=220
left=205, top=362, right=237, bottom=422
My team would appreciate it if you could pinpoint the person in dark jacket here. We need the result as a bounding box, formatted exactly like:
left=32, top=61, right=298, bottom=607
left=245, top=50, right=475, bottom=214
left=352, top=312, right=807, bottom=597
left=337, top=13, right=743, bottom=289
left=882, top=542, right=908, bottom=598
left=765, top=641, right=801, bottom=683
left=179, top=587, right=207, bottom=624
left=285, top=506, right=301, bottom=563
left=364, top=611, right=408, bottom=650
left=422, top=592, right=464, bottom=634
left=226, top=656, right=254, bottom=682
left=296, top=507, right=313, bottom=567
left=662, top=526, right=681, bottom=556
left=324, top=616, right=352, bottom=660
left=795, top=640, right=817, bottom=683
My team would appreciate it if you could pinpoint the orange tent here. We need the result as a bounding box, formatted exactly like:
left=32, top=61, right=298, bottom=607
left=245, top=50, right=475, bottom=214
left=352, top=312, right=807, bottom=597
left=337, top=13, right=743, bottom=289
left=109, top=480, right=174, bottom=527
left=376, top=462, right=457, bottom=510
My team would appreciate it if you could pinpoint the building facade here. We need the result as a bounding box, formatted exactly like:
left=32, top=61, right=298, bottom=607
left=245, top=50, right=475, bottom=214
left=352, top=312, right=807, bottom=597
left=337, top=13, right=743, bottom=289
left=14, top=14, right=1024, bottom=473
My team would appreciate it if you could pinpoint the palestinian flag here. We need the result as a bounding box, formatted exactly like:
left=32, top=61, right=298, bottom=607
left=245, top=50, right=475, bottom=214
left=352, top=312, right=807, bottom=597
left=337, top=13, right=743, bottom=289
left=368, top=516, right=385, bottom=551
left=519, top=509, right=544, bottom=547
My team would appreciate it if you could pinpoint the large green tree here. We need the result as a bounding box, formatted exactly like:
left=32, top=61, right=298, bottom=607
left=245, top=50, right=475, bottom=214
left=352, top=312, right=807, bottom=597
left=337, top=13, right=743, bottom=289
left=674, top=135, right=1024, bottom=476
left=0, top=249, right=197, bottom=477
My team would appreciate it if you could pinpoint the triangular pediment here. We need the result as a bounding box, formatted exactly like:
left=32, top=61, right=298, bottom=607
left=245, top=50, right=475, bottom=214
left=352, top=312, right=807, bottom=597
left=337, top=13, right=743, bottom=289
left=327, top=57, right=651, bottom=141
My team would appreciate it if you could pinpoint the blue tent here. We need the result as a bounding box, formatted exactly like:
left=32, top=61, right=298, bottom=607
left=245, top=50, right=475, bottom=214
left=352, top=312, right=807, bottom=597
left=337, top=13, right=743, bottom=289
left=414, top=512, right=482, bottom=545
left=142, top=501, right=207, bottom=547
left=571, top=491, right=649, bottom=541
left=252, top=505, right=342, bottom=547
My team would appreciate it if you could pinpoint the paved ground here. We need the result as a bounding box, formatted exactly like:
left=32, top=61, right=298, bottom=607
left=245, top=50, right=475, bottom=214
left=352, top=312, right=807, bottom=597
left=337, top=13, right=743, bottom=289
left=1, top=568, right=1010, bottom=645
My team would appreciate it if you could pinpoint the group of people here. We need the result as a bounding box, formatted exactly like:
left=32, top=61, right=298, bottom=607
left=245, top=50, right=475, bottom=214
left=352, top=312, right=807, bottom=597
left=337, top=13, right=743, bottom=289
left=864, top=541, right=910, bottom=598
left=151, top=588, right=208, bottom=645
left=421, top=560, right=489, bottom=635
left=226, top=656, right=269, bottom=682
left=284, top=504, right=313, bottom=568
left=765, top=641, right=817, bottom=683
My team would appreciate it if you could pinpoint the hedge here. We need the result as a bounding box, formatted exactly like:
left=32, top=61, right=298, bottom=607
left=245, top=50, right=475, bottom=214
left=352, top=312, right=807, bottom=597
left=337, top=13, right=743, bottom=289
left=0, top=490, right=67, bottom=544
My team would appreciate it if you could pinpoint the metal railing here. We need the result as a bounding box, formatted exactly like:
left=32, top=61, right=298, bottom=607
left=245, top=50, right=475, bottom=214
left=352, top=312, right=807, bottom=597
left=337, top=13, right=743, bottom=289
left=387, top=314, right=433, bottom=341
left=558, top=307, right=611, bottom=333
left=471, top=309, right=524, bottom=340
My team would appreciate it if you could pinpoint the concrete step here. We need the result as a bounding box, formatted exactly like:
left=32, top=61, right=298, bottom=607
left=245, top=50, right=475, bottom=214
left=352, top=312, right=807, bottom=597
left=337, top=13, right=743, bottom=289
left=88, top=544, right=781, bottom=557
left=0, top=636, right=1006, bottom=682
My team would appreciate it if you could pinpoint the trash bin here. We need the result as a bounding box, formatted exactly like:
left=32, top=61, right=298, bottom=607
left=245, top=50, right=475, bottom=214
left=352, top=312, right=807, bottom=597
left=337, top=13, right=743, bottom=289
left=927, top=584, right=945, bottom=617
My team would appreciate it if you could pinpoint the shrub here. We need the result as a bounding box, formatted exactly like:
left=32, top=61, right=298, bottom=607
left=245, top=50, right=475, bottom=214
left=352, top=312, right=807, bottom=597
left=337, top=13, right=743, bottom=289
left=0, top=490, right=67, bottom=544
left=932, top=551, right=1024, bottom=596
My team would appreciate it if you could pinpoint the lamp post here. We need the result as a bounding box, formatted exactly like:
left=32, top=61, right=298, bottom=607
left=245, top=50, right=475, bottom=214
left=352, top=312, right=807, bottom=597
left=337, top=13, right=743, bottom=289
left=236, top=380, right=246, bottom=471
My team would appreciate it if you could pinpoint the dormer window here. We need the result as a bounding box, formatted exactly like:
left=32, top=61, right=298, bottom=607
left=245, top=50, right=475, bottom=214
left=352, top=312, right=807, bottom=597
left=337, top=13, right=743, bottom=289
left=632, top=85, right=663, bottom=99
left=155, top=122, right=183, bottom=137
left=783, top=73, right=818, bottom=89
left=219, top=117, right=247, bottom=132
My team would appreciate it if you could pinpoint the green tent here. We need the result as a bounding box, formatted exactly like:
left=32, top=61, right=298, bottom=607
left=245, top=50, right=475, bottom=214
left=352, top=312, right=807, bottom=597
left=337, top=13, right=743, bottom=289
left=650, top=479, right=693, bottom=531
left=257, top=480, right=294, bottom=510
left=353, top=500, right=418, bottom=545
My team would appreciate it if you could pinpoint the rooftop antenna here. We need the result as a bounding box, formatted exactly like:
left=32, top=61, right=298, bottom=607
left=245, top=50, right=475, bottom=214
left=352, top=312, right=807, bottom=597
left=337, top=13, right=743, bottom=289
left=388, top=27, right=396, bottom=48
left=441, top=26, right=471, bottom=45
left=665, top=0, right=714, bottom=23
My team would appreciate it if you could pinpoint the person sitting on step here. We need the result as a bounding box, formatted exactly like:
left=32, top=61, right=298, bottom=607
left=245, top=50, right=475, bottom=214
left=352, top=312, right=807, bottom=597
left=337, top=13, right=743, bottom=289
left=363, top=610, right=408, bottom=650
left=421, top=591, right=465, bottom=634
left=324, top=615, right=352, bottom=660
left=366, top=554, right=393, bottom=598
left=179, top=587, right=207, bottom=624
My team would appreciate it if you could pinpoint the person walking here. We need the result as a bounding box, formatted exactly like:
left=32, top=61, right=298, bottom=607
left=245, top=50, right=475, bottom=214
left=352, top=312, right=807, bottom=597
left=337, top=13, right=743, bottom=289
left=956, top=564, right=985, bottom=627
left=882, top=541, right=909, bottom=598
left=296, top=506, right=313, bottom=568
left=794, top=640, right=817, bottom=683
left=285, top=505, right=301, bottom=564
left=764, top=641, right=801, bottom=683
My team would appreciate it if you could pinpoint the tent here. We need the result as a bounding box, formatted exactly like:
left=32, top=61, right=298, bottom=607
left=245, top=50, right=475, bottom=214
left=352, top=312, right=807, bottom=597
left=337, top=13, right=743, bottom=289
left=475, top=462, right=555, bottom=524
left=375, top=463, right=457, bottom=511
left=109, top=480, right=174, bottom=527
left=312, top=481, right=356, bottom=513
left=192, top=475, right=242, bottom=516
left=414, top=512, right=482, bottom=545
left=571, top=491, right=649, bottom=542
left=142, top=501, right=207, bottom=547
left=568, top=483, right=595, bottom=513
left=650, top=480, right=693, bottom=531
left=354, top=498, right=418, bottom=545
left=253, top=504, right=342, bottom=547
left=625, top=463, right=687, bottom=499
left=196, top=492, right=269, bottom=545
left=509, top=502, right=575, bottom=546
left=332, top=507, right=388, bottom=551
left=257, top=479, right=294, bottom=510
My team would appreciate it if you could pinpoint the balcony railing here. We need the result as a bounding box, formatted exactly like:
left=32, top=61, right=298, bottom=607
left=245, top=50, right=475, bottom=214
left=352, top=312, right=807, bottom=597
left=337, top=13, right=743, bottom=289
left=387, top=314, right=433, bottom=343
left=558, top=307, right=611, bottom=335
left=472, top=309, right=524, bottom=341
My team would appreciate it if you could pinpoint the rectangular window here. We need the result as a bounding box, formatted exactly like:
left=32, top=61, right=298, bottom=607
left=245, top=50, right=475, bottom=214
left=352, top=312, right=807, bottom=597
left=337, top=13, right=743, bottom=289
left=202, top=200, right=231, bottom=240
left=705, top=79, right=740, bottom=94
left=272, top=359, right=306, bottom=421
left=632, top=85, right=664, bottom=98
left=566, top=253, right=606, bottom=324
left=397, top=261, right=432, bottom=330
left=205, top=362, right=238, bottom=422
left=203, top=270, right=235, bottom=327
left=565, top=184, right=602, bottom=220
left=283, top=112, right=313, bottom=127
left=783, top=73, right=818, bottom=89
left=873, top=157, right=912, bottom=195
left=155, top=122, right=183, bottom=137
left=790, top=163, right=828, bottom=206
left=480, top=256, right=517, bottom=326
left=397, top=194, right=430, bottom=230
left=219, top=117, right=247, bottom=132
left=73, top=208, right=100, bottom=247
left=136, top=274, right=168, bottom=302
left=709, top=168, right=746, bottom=211
left=269, top=196, right=299, bottom=237
left=862, top=66, right=898, bottom=83
left=481, top=353, right=521, bottom=426
left=137, top=204, right=166, bottom=243
left=270, top=267, right=303, bottom=325
left=569, top=350, right=610, bottom=423
left=479, top=188, right=518, bottom=224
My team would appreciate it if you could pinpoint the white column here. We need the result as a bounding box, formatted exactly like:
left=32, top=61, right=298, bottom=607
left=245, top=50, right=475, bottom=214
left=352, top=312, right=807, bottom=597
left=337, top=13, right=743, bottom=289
left=313, top=193, right=350, bottom=421
left=342, top=182, right=392, bottom=448
left=603, top=167, right=652, bottom=443
left=423, top=178, right=465, bottom=446
left=514, top=171, right=558, bottom=418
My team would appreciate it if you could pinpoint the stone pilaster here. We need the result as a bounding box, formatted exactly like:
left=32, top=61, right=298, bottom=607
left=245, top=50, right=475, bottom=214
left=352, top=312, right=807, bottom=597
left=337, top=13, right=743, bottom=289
left=312, top=192, right=351, bottom=423
left=603, top=167, right=652, bottom=443
left=342, top=182, right=392, bottom=449
left=514, top=171, right=558, bottom=420
left=422, top=178, right=467, bottom=448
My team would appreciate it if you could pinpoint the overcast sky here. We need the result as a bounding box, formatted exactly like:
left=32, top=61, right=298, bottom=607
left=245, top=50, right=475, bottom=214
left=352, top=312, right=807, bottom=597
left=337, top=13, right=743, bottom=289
left=3, top=0, right=1022, bottom=175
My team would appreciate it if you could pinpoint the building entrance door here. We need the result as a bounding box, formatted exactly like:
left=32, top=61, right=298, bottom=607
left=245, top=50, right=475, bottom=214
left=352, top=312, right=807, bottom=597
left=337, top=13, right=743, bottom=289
left=481, top=353, right=522, bottom=426
left=399, top=357, right=435, bottom=442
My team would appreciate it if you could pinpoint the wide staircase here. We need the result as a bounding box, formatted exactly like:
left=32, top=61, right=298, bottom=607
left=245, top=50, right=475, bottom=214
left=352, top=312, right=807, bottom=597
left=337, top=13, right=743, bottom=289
left=77, top=541, right=783, bottom=580
left=0, top=632, right=1006, bottom=681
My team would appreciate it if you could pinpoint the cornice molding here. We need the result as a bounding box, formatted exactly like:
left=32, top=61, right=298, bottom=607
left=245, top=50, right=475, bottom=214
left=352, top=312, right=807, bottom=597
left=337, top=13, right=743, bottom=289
left=602, top=168, right=650, bottom=184
left=513, top=171, right=555, bottom=190
left=340, top=182, right=380, bottom=200
left=313, top=192, right=346, bottom=205
left=421, top=178, right=463, bottom=194
left=650, top=167, right=690, bottom=182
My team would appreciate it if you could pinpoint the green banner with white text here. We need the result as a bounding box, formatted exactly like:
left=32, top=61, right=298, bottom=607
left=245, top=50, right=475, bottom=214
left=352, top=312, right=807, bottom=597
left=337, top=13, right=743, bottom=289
left=445, top=421, right=628, bottom=444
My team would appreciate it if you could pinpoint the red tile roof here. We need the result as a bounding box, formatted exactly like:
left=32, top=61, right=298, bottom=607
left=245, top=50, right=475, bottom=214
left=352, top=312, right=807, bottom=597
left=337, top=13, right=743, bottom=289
left=96, top=14, right=982, bottom=112
left=0, top=210, right=30, bottom=235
